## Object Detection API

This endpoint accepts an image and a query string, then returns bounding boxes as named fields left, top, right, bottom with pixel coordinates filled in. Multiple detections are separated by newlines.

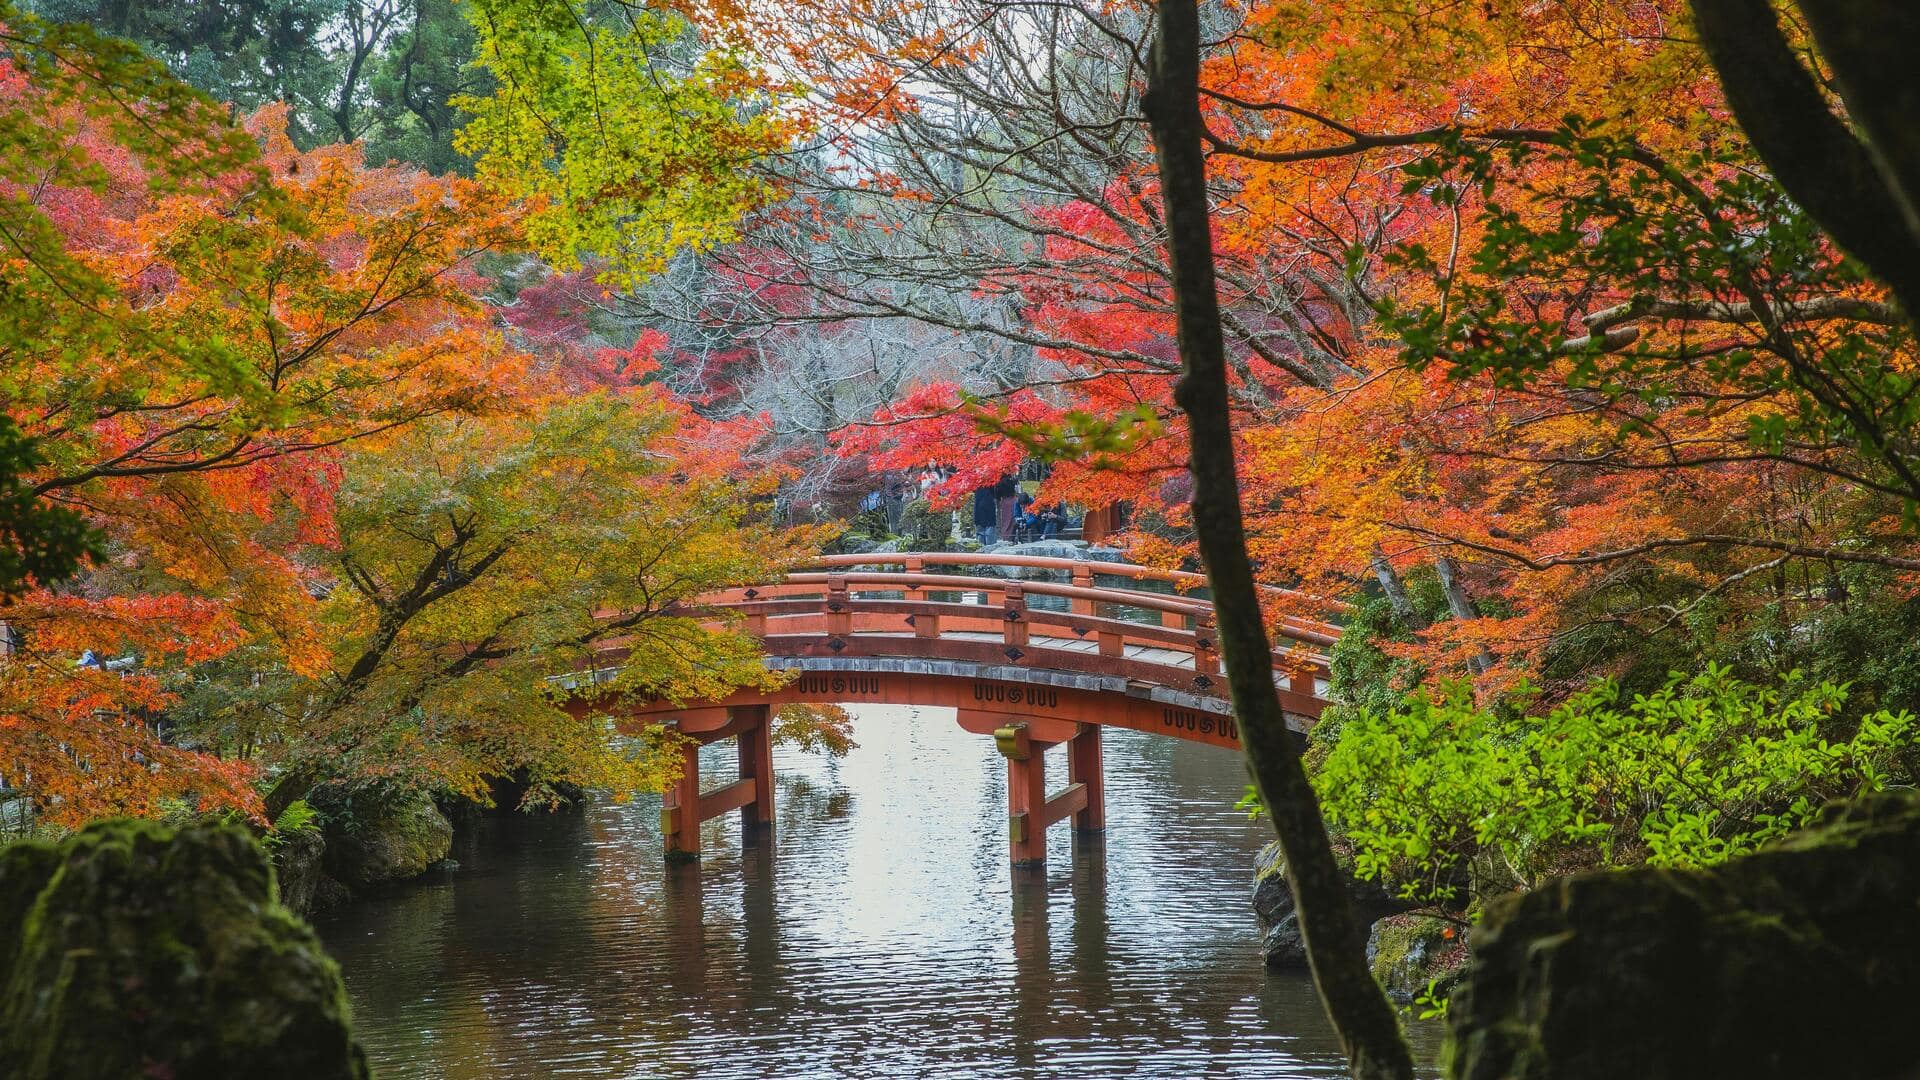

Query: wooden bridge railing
left=685, top=554, right=1339, bottom=703
left=594, top=551, right=1345, bottom=866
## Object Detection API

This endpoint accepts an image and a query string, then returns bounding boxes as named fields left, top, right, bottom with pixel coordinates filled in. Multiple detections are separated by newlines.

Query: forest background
left=3, top=0, right=1919, bottom=1006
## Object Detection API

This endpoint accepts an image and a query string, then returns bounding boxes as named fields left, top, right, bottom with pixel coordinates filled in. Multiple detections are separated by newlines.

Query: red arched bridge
left=568, top=553, right=1339, bottom=866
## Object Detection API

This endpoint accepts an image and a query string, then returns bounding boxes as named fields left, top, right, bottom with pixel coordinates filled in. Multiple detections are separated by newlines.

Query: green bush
left=898, top=499, right=952, bottom=550
left=1309, top=665, right=1919, bottom=906
left=262, top=800, right=321, bottom=852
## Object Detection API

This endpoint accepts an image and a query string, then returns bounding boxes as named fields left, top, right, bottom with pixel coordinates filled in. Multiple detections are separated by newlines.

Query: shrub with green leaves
left=1308, top=665, right=1918, bottom=906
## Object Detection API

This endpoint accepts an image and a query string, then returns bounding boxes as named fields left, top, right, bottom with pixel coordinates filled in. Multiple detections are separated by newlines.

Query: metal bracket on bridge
left=993, top=723, right=1030, bottom=761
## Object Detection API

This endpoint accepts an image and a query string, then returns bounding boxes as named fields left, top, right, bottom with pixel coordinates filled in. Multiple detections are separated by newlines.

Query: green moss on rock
left=322, top=788, right=453, bottom=891
left=0, top=818, right=369, bottom=1080
left=1252, top=841, right=1415, bottom=970
left=1367, top=914, right=1468, bottom=1004
left=1446, top=789, right=1920, bottom=1080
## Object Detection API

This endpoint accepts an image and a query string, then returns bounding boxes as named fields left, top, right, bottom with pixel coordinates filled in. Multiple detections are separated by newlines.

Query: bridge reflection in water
left=569, top=554, right=1341, bottom=868
left=319, top=706, right=1447, bottom=1078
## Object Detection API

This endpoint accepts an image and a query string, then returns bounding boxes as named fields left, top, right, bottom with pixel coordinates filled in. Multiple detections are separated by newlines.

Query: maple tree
left=0, top=7, right=801, bottom=828
left=0, top=29, right=522, bottom=822
left=255, top=385, right=799, bottom=813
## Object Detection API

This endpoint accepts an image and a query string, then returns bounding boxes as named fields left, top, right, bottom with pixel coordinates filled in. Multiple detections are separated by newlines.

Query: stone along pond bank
left=274, top=787, right=455, bottom=917
left=1250, top=789, right=1920, bottom=1079
left=1252, top=842, right=1471, bottom=1004
left=274, top=774, right=576, bottom=918
left=0, top=819, right=367, bottom=1079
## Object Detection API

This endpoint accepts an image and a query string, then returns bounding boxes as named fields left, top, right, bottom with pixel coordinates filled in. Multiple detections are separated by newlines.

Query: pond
left=318, top=704, right=1440, bottom=1078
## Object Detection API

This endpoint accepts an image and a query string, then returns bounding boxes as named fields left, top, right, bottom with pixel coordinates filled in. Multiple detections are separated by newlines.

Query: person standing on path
left=994, top=474, right=1019, bottom=544
left=972, top=484, right=999, bottom=545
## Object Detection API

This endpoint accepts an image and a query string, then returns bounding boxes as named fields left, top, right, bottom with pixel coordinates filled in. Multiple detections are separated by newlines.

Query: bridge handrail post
left=1070, top=565, right=1094, bottom=616
left=826, top=574, right=852, bottom=639
left=1193, top=611, right=1219, bottom=674
left=903, top=556, right=924, bottom=604
left=1287, top=663, right=1318, bottom=699
left=1002, top=582, right=1029, bottom=651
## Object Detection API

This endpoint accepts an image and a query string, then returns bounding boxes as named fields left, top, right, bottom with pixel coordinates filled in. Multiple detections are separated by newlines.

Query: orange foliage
left=2, top=93, right=529, bottom=824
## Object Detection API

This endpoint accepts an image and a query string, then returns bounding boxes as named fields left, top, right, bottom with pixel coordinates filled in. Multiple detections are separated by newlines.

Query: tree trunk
left=1433, top=555, right=1495, bottom=673
left=1141, top=4, right=1415, bottom=1078
left=1369, top=551, right=1425, bottom=630
left=1688, top=0, right=1920, bottom=323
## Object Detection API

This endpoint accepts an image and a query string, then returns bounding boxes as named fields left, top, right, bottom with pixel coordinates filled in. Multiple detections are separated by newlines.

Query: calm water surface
left=318, top=704, right=1441, bottom=1078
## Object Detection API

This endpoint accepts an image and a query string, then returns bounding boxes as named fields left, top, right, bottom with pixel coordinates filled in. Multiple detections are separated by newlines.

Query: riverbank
left=273, top=773, right=590, bottom=919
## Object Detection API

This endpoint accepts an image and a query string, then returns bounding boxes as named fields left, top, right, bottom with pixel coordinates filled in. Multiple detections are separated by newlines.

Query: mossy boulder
left=1367, top=914, right=1468, bottom=1004
left=272, top=827, right=352, bottom=919
left=321, top=787, right=453, bottom=891
left=899, top=499, right=952, bottom=550
left=1446, top=789, right=1920, bottom=1080
left=0, top=818, right=368, bottom=1079
left=1252, top=841, right=1414, bottom=969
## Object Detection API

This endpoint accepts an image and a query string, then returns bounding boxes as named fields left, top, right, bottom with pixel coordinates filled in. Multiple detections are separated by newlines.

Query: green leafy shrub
left=263, top=800, right=322, bottom=852
left=1310, top=665, right=1918, bottom=905
left=898, top=499, right=952, bottom=551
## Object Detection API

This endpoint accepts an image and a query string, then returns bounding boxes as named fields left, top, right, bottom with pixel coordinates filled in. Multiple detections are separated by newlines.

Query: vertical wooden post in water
left=736, top=703, right=775, bottom=834
left=997, top=723, right=1049, bottom=866
left=1067, top=724, right=1104, bottom=834
left=663, top=732, right=702, bottom=862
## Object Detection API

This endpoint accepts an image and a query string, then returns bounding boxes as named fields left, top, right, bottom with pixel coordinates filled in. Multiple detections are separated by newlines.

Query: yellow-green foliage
left=1310, top=666, right=1919, bottom=904
left=456, top=0, right=787, bottom=289
left=298, top=391, right=795, bottom=804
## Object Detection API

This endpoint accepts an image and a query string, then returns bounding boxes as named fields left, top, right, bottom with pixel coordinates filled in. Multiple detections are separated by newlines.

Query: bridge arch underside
left=607, top=655, right=1317, bottom=752
left=580, top=658, right=1311, bottom=869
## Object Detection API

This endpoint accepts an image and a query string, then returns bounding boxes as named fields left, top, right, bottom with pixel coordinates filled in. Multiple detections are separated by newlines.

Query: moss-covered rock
left=1367, top=914, right=1468, bottom=1004
left=1252, top=841, right=1414, bottom=969
left=272, top=827, right=354, bottom=919
left=1446, top=789, right=1920, bottom=1080
left=899, top=498, right=952, bottom=550
left=0, top=818, right=368, bottom=1079
left=322, top=788, right=453, bottom=891
left=272, top=825, right=327, bottom=916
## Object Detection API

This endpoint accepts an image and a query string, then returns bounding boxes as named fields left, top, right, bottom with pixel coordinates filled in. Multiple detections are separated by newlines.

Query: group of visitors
left=970, top=475, right=1065, bottom=545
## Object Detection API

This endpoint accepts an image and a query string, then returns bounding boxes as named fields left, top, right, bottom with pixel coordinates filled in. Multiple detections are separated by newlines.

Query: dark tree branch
left=1792, top=3, right=1920, bottom=253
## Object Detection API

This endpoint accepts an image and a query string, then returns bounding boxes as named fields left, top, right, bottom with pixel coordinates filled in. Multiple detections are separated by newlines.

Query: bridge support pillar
left=973, top=713, right=1103, bottom=867
left=660, top=704, right=776, bottom=862
left=662, top=739, right=703, bottom=862
left=1066, top=724, right=1104, bottom=834
left=736, top=703, right=775, bottom=833
left=1004, top=729, right=1050, bottom=866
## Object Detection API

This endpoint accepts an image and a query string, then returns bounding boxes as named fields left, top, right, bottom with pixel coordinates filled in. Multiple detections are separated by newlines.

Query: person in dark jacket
left=993, top=475, right=1019, bottom=543
left=972, top=484, right=999, bottom=545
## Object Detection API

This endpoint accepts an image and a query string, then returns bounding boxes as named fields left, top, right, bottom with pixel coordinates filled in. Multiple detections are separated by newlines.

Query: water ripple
left=318, top=705, right=1439, bottom=1078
